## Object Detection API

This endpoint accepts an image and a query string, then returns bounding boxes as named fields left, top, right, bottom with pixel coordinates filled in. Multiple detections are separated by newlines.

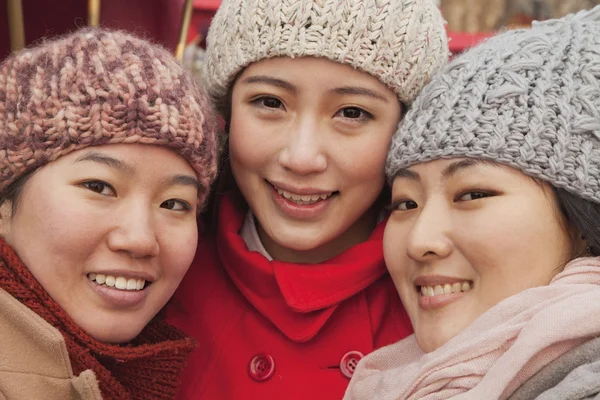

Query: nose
left=278, top=117, right=327, bottom=175
left=107, top=202, right=160, bottom=258
left=406, top=200, right=452, bottom=262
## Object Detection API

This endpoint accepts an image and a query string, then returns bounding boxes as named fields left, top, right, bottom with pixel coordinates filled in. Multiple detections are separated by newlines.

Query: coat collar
left=217, top=194, right=388, bottom=342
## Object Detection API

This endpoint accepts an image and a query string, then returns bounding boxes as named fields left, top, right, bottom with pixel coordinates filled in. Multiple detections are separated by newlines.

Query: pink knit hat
left=0, top=28, right=218, bottom=207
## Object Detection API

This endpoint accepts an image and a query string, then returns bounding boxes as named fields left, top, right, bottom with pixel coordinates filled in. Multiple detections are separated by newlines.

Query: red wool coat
left=167, top=195, right=412, bottom=400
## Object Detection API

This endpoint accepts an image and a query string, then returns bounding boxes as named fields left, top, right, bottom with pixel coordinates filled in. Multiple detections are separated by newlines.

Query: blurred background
left=0, top=0, right=599, bottom=75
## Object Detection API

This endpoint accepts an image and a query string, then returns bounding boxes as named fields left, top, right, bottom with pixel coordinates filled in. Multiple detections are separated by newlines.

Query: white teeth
left=420, top=281, right=473, bottom=297
left=275, top=186, right=334, bottom=205
left=443, top=284, right=452, bottom=294
left=126, top=278, right=137, bottom=290
left=451, top=282, right=462, bottom=293
left=115, top=277, right=127, bottom=290
left=88, top=273, right=147, bottom=291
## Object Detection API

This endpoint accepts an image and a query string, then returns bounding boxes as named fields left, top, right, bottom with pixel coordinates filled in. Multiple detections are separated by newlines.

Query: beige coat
left=0, top=288, right=102, bottom=400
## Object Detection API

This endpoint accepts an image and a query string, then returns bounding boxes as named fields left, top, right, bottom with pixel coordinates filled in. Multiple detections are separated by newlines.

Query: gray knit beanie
left=202, top=0, right=449, bottom=107
left=386, top=6, right=600, bottom=204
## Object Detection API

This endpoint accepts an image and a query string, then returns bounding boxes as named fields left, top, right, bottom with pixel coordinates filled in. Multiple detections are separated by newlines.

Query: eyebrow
left=167, top=174, right=201, bottom=192
left=441, top=158, right=497, bottom=179
left=75, top=152, right=134, bottom=174
left=75, top=152, right=200, bottom=191
left=393, top=159, right=498, bottom=181
left=329, top=86, right=389, bottom=103
left=240, top=75, right=297, bottom=93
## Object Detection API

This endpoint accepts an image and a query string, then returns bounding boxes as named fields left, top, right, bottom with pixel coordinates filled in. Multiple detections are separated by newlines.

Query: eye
left=457, top=191, right=492, bottom=201
left=161, top=199, right=192, bottom=212
left=336, top=106, right=373, bottom=121
left=82, top=180, right=115, bottom=196
left=388, top=200, right=418, bottom=212
left=252, top=96, right=284, bottom=110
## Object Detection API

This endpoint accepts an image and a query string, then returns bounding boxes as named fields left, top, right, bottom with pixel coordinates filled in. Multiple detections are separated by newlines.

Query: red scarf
left=0, top=239, right=195, bottom=400
left=217, top=194, right=389, bottom=342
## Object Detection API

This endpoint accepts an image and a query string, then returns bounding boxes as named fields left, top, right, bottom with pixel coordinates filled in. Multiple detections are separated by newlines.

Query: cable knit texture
left=0, top=238, right=196, bottom=400
left=386, top=6, right=600, bottom=204
left=202, top=0, right=449, bottom=106
left=0, top=28, right=218, bottom=207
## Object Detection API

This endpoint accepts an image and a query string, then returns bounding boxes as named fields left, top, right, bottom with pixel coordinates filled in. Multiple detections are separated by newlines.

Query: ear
left=573, top=233, right=590, bottom=258
left=0, top=201, right=13, bottom=237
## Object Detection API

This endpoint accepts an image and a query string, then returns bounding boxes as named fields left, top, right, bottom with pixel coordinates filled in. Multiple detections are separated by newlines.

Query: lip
left=267, top=180, right=337, bottom=220
left=418, top=291, right=467, bottom=310
left=414, top=275, right=470, bottom=287
left=268, top=179, right=336, bottom=196
left=414, top=275, right=473, bottom=311
left=88, top=269, right=156, bottom=283
left=87, top=277, right=150, bottom=309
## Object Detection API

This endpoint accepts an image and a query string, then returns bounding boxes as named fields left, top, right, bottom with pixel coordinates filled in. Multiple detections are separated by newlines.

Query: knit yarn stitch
left=202, top=0, right=449, bottom=107
left=0, top=28, right=218, bottom=207
left=386, top=6, right=600, bottom=204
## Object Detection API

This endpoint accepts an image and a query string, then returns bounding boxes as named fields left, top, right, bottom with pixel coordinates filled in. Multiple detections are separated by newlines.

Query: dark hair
left=0, top=170, right=37, bottom=217
left=553, top=187, right=600, bottom=257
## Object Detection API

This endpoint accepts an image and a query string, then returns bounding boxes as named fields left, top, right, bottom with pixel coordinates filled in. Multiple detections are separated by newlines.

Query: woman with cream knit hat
left=345, top=6, right=600, bottom=400
left=166, top=0, right=448, bottom=398
left=0, top=28, right=218, bottom=399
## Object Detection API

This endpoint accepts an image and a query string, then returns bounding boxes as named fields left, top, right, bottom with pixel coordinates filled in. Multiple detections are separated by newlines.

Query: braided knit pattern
left=0, top=238, right=196, bottom=400
left=0, top=28, right=218, bottom=207
left=202, top=0, right=449, bottom=106
left=386, top=6, right=600, bottom=204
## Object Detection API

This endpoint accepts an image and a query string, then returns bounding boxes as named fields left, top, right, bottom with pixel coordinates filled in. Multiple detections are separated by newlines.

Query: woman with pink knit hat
left=0, top=28, right=218, bottom=399
left=166, top=0, right=449, bottom=398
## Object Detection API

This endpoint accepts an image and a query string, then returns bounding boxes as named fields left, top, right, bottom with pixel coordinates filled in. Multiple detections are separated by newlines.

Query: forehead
left=391, top=158, right=545, bottom=189
left=237, top=56, right=393, bottom=93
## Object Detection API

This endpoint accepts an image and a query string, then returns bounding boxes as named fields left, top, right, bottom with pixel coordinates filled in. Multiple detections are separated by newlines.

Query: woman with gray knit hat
left=345, top=5, right=600, bottom=400
left=0, top=28, right=218, bottom=399
left=165, top=0, right=448, bottom=398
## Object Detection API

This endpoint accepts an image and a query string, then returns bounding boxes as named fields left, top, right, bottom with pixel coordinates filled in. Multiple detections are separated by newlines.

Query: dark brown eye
left=83, top=180, right=114, bottom=195
left=457, top=191, right=492, bottom=201
left=262, top=97, right=282, bottom=108
left=342, top=107, right=364, bottom=119
left=161, top=199, right=191, bottom=211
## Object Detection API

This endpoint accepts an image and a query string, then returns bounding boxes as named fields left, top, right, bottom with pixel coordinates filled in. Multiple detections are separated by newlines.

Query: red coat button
left=248, top=353, right=275, bottom=382
left=340, top=351, right=364, bottom=379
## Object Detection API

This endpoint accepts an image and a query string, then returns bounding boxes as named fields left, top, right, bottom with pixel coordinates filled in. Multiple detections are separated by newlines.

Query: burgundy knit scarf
left=0, top=239, right=196, bottom=400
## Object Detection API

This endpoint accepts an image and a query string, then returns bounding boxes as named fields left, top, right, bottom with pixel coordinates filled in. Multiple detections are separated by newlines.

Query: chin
left=86, top=324, right=143, bottom=344
left=273, top=231, right=335, bottom=252
left=416, top=334, right=450, bottom=354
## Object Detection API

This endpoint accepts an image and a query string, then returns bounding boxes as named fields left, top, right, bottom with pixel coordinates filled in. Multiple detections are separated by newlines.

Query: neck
left=257, top=209, right=378, bottom=264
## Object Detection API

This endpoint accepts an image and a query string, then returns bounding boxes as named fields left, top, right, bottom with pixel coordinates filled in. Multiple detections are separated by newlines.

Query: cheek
left=158, top=224, right=198, bottom=280
left=229, top=117, right=271, bottom=174
left=383, top=222, right=410, bottom=286
left=342, top=136, right=390, bottom=175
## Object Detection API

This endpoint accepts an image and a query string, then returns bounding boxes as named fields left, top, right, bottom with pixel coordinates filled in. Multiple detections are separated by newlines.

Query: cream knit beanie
left=202, top=0, right=449, bottom=107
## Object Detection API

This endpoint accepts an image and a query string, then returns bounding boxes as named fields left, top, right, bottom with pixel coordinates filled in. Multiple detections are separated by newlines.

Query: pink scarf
left=344, top=257, right=600, bottom=400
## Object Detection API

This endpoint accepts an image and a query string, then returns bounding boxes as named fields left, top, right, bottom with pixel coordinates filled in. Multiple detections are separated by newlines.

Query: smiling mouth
left=268, top=181, right=339, bottom=206
left=417, top=281, right=473, bottom=297
left=88, top=273, right=148, bottom=291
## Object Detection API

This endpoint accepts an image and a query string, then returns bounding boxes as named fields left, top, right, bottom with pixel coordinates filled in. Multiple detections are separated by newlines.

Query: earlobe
left=0, top=201, right=13, bottom=237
